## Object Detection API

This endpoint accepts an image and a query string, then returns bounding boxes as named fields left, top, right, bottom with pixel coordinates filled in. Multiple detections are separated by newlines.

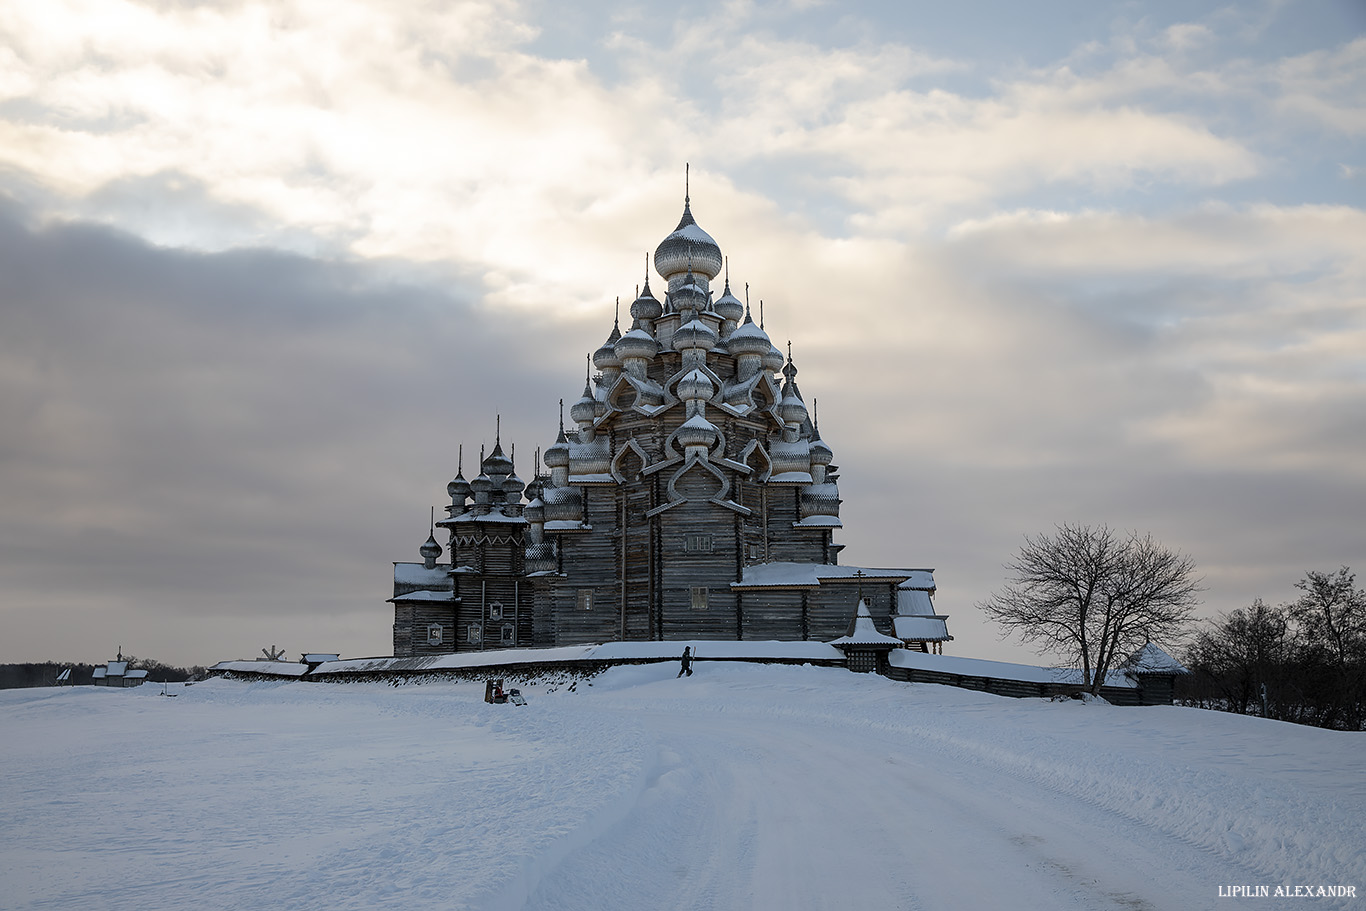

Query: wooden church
left=390, top=185, right=951, bottom=657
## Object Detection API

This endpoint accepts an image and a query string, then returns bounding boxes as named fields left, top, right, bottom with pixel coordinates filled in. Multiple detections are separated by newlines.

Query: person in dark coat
left=677, top=646, right=693, bottom=678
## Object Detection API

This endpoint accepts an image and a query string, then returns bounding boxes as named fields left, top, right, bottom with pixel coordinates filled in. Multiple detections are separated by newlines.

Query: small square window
left=468, top=623, right=482, bottom=644
left=426, top=624, right=443, bottom=646
left=685, top=534, right=713, bottom=553
left=690, top=587, right=708, bottom=611
left=489, top=601, right=503, bottom=621
left=577, top=589, right=594, bottom=611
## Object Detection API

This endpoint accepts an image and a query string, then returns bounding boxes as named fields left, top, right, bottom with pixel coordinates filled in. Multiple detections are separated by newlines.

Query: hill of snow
left=3, top=664, right=1362, bottom=910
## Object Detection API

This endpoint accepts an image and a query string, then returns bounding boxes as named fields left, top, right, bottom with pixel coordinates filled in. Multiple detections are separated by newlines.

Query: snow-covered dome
left=482, top=441, right=513, bottom=479
left=713, top=274, right=743, bottom=323
left=570, top=383, right=597, bottom=425
left=672, top=317, right=718, bottom=352
left=631, top=278, right=662, bottom=322
left=523, top=497, right=544, bottom=523
left=543, top=427, right=571, bottom=469
left=469, top=471, right=493, bottom=497
left=593, top=321, right=623, bottom=370
left=419, top=533, right=442, bottom=561
left=670, top=267, right=709, bottom=315
left=676, top=413, right=719, bottom=448
left=727, top=310, right=770, bottom=358
left=502, top=471, right=525, bottom=502
left=654, top=200, right=722, bottom=281
left=615, top=324, right=659, bottom=361
left=677, top=368, right=715, bottom=401
left=447, top=470, right=471, bottom=502
left=762, top=340, right=785, bottom=373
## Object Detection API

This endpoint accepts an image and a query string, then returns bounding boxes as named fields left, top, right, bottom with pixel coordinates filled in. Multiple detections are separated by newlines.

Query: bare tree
left=979, top=523, right=1201, bottom=695
left=1187, top=599, right=1289, bottom=715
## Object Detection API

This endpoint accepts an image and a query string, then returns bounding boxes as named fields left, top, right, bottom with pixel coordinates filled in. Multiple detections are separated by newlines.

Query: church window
left=685, top=534, right=713, bottom=553
left=501, top=623, right=515, bottom=644
left=577, top=589, right=594, bottom=611
left=690, top=587, right=709, bottom=611
left=426, top=624, right=443, bottom=646
left=468, top=623, right=482, bottom=644
left=489, top=601, right=503, bottom=620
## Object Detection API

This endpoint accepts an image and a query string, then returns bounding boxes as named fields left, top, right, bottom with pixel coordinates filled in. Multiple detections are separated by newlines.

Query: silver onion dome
left=713, top=275, right=743, bottom=323
left=631, top=278, right=662, bottom=322
left=727, top=310, right=770, bottom=358
left=654, top=200, right=722, bottom=281
left=615, top=323, right=659, bottom=361
left=593, top=321, right=623, bottom=370
left=672, top=317, right=718, bottom=352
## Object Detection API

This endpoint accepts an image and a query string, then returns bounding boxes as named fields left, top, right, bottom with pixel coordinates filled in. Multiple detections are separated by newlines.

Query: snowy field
left=3, top=664, right=1363, bottom=911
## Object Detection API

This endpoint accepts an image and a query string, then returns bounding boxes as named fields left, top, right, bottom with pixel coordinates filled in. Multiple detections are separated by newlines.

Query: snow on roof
left=896, top=588, right=936, bottom=617
left=212, top=660, right=308, bottom=676
left=309, top=640, right=844, bottom=675
left=124, top=669, right=149, bottom=680
left=91, top=667, right=107, bottom=679
left=892, top=616, right=952, bottom=641
left=1124, top=643, right=1190, bottom=675
left=829, top=601, right=904, bottom=648
left=388, top=589, right=457, bottom=602
left=443, top=510, right=528, bottom=525
left=792, top=516, right=842, bottom=528
left=733, top=562, right=933, bottom=590
left=896, top=570, right=936, bottom=590
left=106, top=661, right=127, bottom=676
left=302, top=654, right=340, bottom=662
left=544, top=520, right=593, bottom=532
left=888, top=650, right=1138, bottom=688
left=767, top=471, right=814, bottom=484
left=394, top=563, right=452, bottom=587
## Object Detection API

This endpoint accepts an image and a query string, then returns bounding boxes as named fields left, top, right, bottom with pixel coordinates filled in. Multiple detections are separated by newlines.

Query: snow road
left=3, top=664, right=1362, bottom=911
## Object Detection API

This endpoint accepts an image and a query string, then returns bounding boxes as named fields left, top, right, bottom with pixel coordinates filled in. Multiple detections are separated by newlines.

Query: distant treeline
left=0, top=659, right=209, bottom=689
left=1180, top=567, right=1366, bottom=731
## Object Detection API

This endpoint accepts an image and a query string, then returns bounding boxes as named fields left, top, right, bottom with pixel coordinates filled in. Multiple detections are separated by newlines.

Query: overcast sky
left=2, top=0, right=1364, bottom=668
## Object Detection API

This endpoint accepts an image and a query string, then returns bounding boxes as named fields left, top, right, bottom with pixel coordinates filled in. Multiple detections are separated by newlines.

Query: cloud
left=0, top=193, right=589, bottom=663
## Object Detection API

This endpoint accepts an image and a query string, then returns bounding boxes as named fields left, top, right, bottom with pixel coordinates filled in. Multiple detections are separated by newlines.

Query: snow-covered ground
left=3, top=664, right=1363, bottom=911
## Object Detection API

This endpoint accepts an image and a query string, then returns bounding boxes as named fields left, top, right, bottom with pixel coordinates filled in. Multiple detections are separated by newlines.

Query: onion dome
left=631, top=276, right=662, bottom=322
left=763, top=340, right=785, bottom=373
left=544, top=427, right=571, bottom=469
left=670, top=265, right=709, bottom=315
left=419, top=533, right=442, bottom=561
left=654, top=196, right=722, bottom=281
left=677, top=367, right=715, bottom=401
left=483, top=439, right=513, bottom=478
left=523, top=496, right=544, bottom=523
left=727, top=308, right=770, bottom=358
left=673, top=317, right=718, bottom=352
left=447, top=470, right=471, bottom=502
left=469, top=471, right=493, bottom=498
left=614, top=322, right=659, bottom=361
left=676, top=413, right=719, bottom=449
left=809, top=434, right=833, bottom=467
left=713, top=271, right=743, bottom=324
left=570, top=381, right=597, bottom=425
left=502, top=471, right=525, bottom=502
left=779, top=351, right=808, bottom=425
left=593, top=319, right=623, bottom=370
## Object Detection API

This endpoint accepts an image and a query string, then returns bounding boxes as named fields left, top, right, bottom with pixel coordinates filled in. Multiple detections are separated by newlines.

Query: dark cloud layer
left=0, top=196, right=587, bottom=664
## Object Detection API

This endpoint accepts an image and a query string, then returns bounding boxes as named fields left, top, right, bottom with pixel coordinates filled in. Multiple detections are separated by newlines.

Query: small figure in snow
left=677, top=646, right=693, bottom=678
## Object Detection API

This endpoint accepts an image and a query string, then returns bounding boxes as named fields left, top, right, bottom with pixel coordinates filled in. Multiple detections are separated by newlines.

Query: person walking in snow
left=677, top=646, right=693, bottom=678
